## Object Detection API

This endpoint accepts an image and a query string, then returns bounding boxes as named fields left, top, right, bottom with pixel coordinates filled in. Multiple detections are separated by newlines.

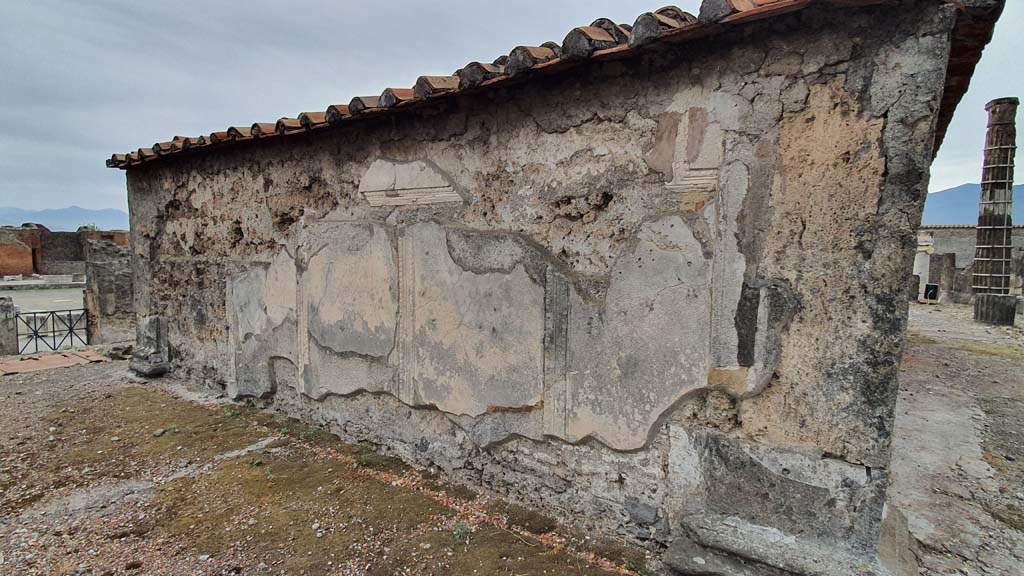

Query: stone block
left=130, top=315, right=169, bottom=377
left=0, top=297, right=17, bottom=355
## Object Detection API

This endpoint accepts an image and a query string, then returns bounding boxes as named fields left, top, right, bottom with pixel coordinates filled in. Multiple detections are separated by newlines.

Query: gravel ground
left=0, top=359, right=643, bottom=576
left=889, top=304, right=1024, bottom=575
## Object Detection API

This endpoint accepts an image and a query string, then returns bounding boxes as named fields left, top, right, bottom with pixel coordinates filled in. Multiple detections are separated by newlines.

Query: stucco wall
left=124, top=2, right=958, bottom=573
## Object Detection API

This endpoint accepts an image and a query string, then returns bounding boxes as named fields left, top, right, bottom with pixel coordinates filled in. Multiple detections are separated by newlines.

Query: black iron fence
left=16, top=309, right=88, bottom=354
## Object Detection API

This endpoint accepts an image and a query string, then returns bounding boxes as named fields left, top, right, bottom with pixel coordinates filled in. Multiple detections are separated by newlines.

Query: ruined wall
left=0, top=230, right=33, bottom=276
left=38, top=230, right=86, bottom=275
left=0, top=227, right=129, bottom=277
left=919, top=226, right=1024, bottom=269
left=918, top=227, right=1024, bottom=300
left=84, top=239, right=134, bottom=344
left=125, top=2, right=958, bottom=574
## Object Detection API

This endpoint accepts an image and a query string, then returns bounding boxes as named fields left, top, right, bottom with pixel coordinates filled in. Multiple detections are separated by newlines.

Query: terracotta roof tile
left=380, top=88, right=416, bottom=108
left=590, top=18, right=632, bottom=44
left=208, top=131, right=229, bottom=144
left=179, top=136, right=205, bottom=150
left=631, top=7, right=697, bottom=47
left=276, top=117, right=303, bottom=134
left=325, top=104, right=350, bottom=123
left=228, top=126, right=254, bottom=140
left=414, top=76, right=460, bottom=99
left=298, top=111, right=328, bottom=129
left=152, top=141, right=177, bottom=155
left=250, top=123, right=276, bottom=138
left=699, top=0, right=799, bottom=23
left=104, top=0, right=997, bottom=169
left=458, top=62, right=506, bottom=90
left=721, top=0, right=810, bottom=24
left=656, top=6, right=694, bottom=21
left=0, top=351, right=110, bottom=376
left=507, top=46, right=559, bottom=77
left=106, top=153, right=128, bottom=168
left=349, top=96, right=381, bottom=115
left=561, top=26, right=621, bottom=61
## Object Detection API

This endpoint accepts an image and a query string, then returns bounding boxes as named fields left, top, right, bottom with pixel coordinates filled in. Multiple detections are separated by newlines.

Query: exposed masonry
left=84, top=238, right=134, bottom=345
left=113, top=1, right=1003, bottom=575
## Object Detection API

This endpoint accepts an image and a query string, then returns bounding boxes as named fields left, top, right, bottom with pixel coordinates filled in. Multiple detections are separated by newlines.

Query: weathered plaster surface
left=125, top=2, right=959, bottom=573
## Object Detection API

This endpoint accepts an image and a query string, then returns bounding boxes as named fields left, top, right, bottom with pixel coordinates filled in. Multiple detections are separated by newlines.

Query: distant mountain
left=923, top=183, right=1023, bottom=226
left=0, top=206, right=129, bottom=232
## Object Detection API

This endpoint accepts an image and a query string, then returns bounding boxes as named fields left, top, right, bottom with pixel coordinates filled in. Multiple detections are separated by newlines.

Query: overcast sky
left=0, top=1, right=1019, bottom=212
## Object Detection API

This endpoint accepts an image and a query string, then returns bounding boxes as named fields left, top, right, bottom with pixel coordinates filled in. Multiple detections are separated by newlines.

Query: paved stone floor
left=2, top=287, right=85, bottom=312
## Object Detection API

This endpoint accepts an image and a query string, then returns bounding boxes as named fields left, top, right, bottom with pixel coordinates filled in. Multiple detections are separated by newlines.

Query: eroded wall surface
left=125, top=3, right=957, bottom=573
left=84, top=239, right=134, bottom=344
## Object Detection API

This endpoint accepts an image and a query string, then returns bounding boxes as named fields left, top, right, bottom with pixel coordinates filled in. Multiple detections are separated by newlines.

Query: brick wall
left=0, top=230, right=34, bottom=276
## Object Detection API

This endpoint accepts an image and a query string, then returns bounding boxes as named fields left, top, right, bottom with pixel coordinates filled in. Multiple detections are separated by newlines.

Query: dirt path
left=0, top=362, right=645, bottom=576
left=889, top=304, right=1024, bottom=575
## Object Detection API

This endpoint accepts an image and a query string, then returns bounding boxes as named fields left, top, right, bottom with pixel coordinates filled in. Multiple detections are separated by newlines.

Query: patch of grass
left=422, top=474, right=478, bottom=501
left=906, top=334, right=940, bottom=346
left=300, top=427, right=321, bottom=441
left=623, top=558, right=657, bottom=576
left=949, top=342, right=1024, bottom=360
left=485, top=501, right=558, bottom=534
left=578, top=536, right=651, bottom=573
left=367, top=526, right=621, bottom=576
left=453, top=522, right=471, bottom=545
left=908, top=332, right=1023, bottom=360
left=985, top=503, right=1024, bottom=531
left=356, top=442, right=371, bottom=467
left=147, top=452, right=451, bottom=575
left=0, top=388, right=275, bottom=514
left=8, top=386, right=629, bottom=576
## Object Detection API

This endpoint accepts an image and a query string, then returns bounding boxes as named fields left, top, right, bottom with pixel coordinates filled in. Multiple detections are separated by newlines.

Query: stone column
left=930, top=253, right=957, bottom=303
left=973, top=97, right=1018, bottom=324
left=973, top=97, right=1017, bottom=294
left=975, top=294, right=1018, bottom=326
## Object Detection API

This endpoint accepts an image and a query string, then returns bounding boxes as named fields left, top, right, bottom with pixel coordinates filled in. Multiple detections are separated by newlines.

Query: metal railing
left=16, top=309, right=88, bottom=354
